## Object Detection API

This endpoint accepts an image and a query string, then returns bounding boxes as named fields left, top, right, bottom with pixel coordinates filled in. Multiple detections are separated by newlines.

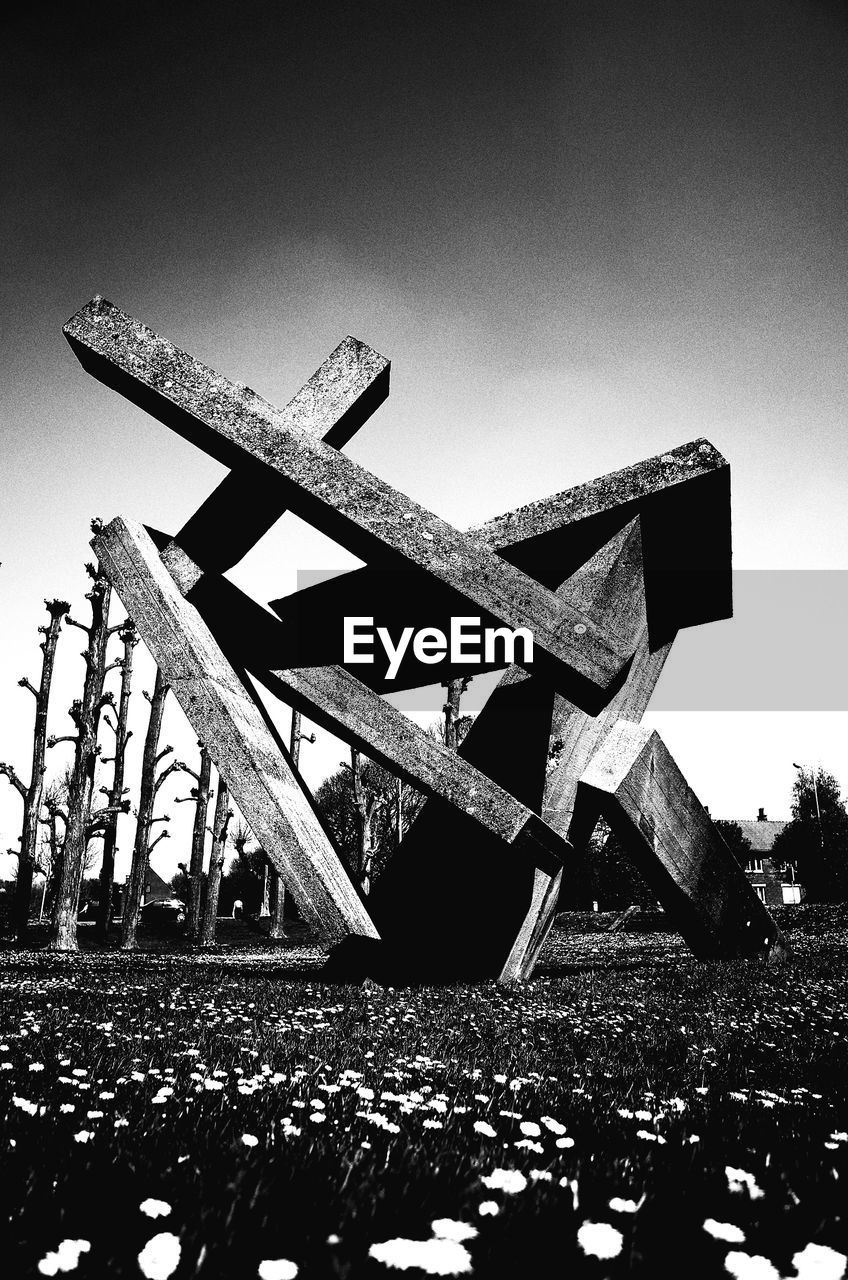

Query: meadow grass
left=2, top=908, right=847, bottom=1278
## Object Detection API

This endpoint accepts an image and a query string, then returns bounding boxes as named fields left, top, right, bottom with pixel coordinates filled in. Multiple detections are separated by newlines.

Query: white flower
left=12, top=1095, right=38, bottom=1116
left=725, top=1167, right=765, bottom=1200
left=242, top=1134, right=259, bottom=1147
left=73, top=1130, right=93, bottom=1144
left=368, top=1237, right=472, bottom=1274
left=29, top=1062, right=45, bottom=1072
left=791, top=1243, right=848, bottom=1280
left=478, top=1202, right=499, bottom=1217
left=609, top=1198, right=639, bottom=1214
left=258, top=1262, right=298, bottom=1280
left=140, top=1199, right=171, bottom=1220
left=577, top=1222, right=624, bottom=1261
left=138, top=1232, right=181, bottom=1280
left=60, top=1104, right=75, bottom=1114
left=541, top=1117, right=567, bottom=1136
left=431, top=1220, right=478, bottom=1242
left=473, top=1122, right=497, bottom=1138
left=310, top=1112, right=326, bottom=1124
left=723, top=1251, right=780, bottom=1280
left=481, top=1169, right=527, bottom=1195
left=556, top=1137, right=575, bottom=1149
left=703, top=1220, right=745, bottom=1244
left=37, top=1239, right=90, bottom=1275
left=519, top=1121, right=541, bottom=1137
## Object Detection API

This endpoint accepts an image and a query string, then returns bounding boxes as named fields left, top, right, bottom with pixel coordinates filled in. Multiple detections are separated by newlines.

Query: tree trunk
left=0, top=599, right=69, bottom=942
left=350, top=748, right=379, bottom=895
left=97, top=621, right=137, bottom=940
left=49, top=573, right=112, bottom=951
left=200, top=778, right=231, bottom=947
left=441, top=676, right=470, bottom=750
left=185, top=745, right=212, bottom=943
left=121, top=668, right=169, bottom=950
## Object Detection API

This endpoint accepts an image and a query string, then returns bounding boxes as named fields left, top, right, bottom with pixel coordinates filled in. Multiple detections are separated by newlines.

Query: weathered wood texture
left=268, top=437, right=730, bottom=689
left=92, top=516, right=378, bottom=942
left=65, top=297, right=633, bottom=711
left=161, top=332, right=390, bottom=587
left=574, top=719, right=788, bottom=960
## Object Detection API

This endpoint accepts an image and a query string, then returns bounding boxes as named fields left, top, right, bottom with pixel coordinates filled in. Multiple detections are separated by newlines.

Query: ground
left=1, top=908, right=847, bottom=1279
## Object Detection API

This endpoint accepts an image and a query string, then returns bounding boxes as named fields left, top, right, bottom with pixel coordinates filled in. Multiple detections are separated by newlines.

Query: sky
left=2, top=0, right=847, bottom=884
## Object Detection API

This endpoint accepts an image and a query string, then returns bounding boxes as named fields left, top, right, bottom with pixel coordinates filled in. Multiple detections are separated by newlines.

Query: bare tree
left=39, top=780, right=68, bottom=916
left=96, top=620, right=137, bottom=939
left=199, top=776, right=233, bottom=947
left=120, top=668, right=182, bottom=950
left=441, top=676, right=472, bottom=750
left=0, top=598, right=69, bottom=940
left=49, top=556, right=116, bottom=952
left=262, top=709, right=315, bottom=937
left=349, top=748, right=386, bottom=895
left=174, top=743, right=212, bottom=942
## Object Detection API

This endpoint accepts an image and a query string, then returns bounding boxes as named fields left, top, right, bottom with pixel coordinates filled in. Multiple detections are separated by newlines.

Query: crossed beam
left=69, top=297, right=786, bottom=979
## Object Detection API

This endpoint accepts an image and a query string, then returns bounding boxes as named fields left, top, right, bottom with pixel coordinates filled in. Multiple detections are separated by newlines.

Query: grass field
left=2, top=908, right=847, bottom=1279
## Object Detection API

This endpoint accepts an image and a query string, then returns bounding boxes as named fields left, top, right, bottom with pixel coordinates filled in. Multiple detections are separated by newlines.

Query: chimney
left=757, top=807, right=766, bottom=822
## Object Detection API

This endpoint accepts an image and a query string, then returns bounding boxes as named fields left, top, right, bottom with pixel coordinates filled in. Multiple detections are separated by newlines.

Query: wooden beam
left=267, top=437, right=730, bottom=690
left=65, top=297, right=632, bottom=713
left=92, top=516, right=379, bottom=943
left=573, top=719, right=789, bottom=960
left=161, top=334, right=391, bottom=590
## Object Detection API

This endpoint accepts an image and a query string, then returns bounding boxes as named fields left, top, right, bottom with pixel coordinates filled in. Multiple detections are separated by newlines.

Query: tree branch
left=47, top=735, right=78, bottom=749
left=0, top=763, right=27, bottom=798
left=17, top=677, right=38, bottom=699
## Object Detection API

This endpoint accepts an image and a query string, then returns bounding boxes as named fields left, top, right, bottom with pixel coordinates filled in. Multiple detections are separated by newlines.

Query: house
left=729, top=808, right=803, bottom=907
left=142, top=864, right=173, bottom=905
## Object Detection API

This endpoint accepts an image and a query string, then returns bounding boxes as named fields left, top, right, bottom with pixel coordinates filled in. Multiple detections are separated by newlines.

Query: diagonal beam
left=267, top=437, right=730, bottom=690
left=159, top=333, right=391, bottom=592
left=92, top=516, right=379, bottom=944
left=64, top=297, right=633, bottom=713
left=572, top=719, right=789, bottom=961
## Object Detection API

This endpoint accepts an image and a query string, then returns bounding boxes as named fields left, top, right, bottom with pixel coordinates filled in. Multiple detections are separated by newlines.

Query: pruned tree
left=174, top=742, right=212, bottom=942
left=38, top=776, right=69, bottom=916
left=120, top=668, right=183, bottom=949
left=96, top=619, right=137, bottom=938
left=0, top=598, right=69, bottom=940
left=441, top=676, right=473, bottom=750
left=199, top=776, right=233, bottom=947
left=49, top=553, right=116, bottom=952
left=349, top=748, right=387, bottom=895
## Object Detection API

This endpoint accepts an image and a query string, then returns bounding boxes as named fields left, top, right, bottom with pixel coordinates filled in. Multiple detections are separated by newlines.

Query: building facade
left=729, top=808, right=803, bottom=907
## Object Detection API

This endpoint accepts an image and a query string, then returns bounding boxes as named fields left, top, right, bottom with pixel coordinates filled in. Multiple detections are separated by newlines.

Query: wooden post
left=175, top=743, right=213, bottom=943
left=573, top=720, right=789, bottom=961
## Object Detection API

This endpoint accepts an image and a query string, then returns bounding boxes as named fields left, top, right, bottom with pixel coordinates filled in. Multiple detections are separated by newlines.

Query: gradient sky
left=2, top=0, right=847, bottom=882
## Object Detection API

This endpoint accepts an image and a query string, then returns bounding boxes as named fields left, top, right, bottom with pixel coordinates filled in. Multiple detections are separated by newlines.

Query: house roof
left=143, top=864, right=172, bottom=902
left=729, top=819, right=788, bottom=854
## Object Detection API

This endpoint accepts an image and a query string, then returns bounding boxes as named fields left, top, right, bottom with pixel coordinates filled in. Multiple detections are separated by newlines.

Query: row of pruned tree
left=2, top=553, right=477, bottom=949
left=0, top=529, right=257, bottom=950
